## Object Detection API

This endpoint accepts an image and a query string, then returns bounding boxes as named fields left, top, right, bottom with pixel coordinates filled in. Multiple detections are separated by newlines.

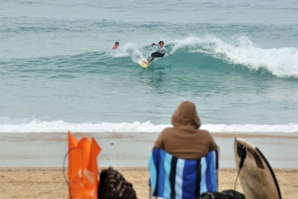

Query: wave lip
left=0, top=120, right=298, bottom=134
left=171, top=35, right=298, bottom=78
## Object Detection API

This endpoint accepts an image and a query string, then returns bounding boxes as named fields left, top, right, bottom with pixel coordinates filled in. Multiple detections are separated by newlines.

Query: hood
left=171, top=101, right=201, bottom=129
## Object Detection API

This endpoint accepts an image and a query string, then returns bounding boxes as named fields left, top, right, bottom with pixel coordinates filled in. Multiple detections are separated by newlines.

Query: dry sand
left=0, top=167, right=297, bottom=199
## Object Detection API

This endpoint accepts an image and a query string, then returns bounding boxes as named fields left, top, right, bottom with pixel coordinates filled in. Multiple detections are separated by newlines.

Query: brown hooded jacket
left=153, top=101, right=218, bottom=159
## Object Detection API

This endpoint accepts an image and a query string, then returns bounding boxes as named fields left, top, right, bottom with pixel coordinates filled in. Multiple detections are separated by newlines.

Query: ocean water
left=1, top=0, right=298, bottom=134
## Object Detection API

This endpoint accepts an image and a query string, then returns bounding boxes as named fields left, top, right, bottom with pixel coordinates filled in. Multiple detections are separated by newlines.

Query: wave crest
left=0, top=120, right=297, bottom=134
left=171, top=35, right=298, bottom=78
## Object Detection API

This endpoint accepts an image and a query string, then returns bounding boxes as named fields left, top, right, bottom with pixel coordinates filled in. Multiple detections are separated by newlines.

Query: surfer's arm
left=151, top=42, right=159, bottom=47
left=164, top=47, right=172, bottom=56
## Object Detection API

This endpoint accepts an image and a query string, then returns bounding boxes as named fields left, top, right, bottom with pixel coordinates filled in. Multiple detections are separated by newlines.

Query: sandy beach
left=0, top=132, right=297, bottom=198
left=0, top=167, right=297, bottom=199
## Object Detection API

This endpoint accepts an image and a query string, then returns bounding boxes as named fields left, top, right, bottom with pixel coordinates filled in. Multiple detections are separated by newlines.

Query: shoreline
left=1, top=132, right=297, bottom=168
left=1, top=132, right=298, bottom=138
left=0, top=167, right=297, bottom=199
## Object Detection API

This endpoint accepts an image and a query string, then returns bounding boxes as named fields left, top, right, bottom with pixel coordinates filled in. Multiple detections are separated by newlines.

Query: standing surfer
left=147, top=41, right=171, bottom=63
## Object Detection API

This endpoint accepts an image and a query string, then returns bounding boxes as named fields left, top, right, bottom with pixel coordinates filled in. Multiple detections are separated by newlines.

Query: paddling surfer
left=112, top=42, right=119, bottom=50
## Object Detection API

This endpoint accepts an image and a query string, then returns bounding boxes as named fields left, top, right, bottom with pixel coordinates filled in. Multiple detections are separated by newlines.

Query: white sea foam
left=172, top=35, right=298, bottom=78
left=0, top=120, right=297, bottom=134
left=105, top=42, right=148, bottom=62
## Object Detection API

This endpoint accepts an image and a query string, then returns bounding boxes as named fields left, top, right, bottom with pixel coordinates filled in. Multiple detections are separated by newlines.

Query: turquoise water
left=1, top=0, right=298, bottom=133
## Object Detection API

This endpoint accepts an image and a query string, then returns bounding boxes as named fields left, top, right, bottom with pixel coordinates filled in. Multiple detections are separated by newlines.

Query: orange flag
left=68, top=131, right=101, bottom=199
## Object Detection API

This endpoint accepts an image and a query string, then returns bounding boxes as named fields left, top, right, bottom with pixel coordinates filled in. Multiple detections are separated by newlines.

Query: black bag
left=200, top=190, right=245, bottom=199
left=200, top=145, right=246, bottom=199
left=97, top=167, right=137, bottom=199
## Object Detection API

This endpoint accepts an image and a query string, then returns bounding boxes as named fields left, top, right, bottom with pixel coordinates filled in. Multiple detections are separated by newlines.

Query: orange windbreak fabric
left=68, top=131, right=101, bottom=199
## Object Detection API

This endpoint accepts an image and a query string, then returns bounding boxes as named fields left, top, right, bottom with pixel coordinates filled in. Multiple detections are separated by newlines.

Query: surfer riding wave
left=147, top=41, right=172, bottom=63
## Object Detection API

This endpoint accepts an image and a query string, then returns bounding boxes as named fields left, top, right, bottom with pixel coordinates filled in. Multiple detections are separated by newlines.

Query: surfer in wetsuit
left=147, top=41, right=171, bottom=63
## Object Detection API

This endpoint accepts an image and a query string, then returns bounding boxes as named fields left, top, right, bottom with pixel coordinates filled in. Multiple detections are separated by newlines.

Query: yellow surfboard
left=138, top=58, right=151, bottom=68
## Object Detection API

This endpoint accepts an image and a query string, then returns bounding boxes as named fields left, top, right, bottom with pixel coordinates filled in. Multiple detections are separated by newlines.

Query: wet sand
left=0, top=167, right=297, bottom=199
left=0, top=132, right=297, bottom=168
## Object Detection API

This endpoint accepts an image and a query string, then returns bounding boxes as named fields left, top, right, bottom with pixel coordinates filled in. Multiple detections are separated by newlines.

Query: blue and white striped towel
left=148, top=148, right=219, bottom=199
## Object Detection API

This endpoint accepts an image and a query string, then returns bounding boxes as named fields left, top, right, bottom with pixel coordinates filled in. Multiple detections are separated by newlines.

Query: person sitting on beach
left=153, top=101, right=218, bottom=159
left=112, top=42, right=119, bottom=50
left=147, top=41, right=171, bottom=64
